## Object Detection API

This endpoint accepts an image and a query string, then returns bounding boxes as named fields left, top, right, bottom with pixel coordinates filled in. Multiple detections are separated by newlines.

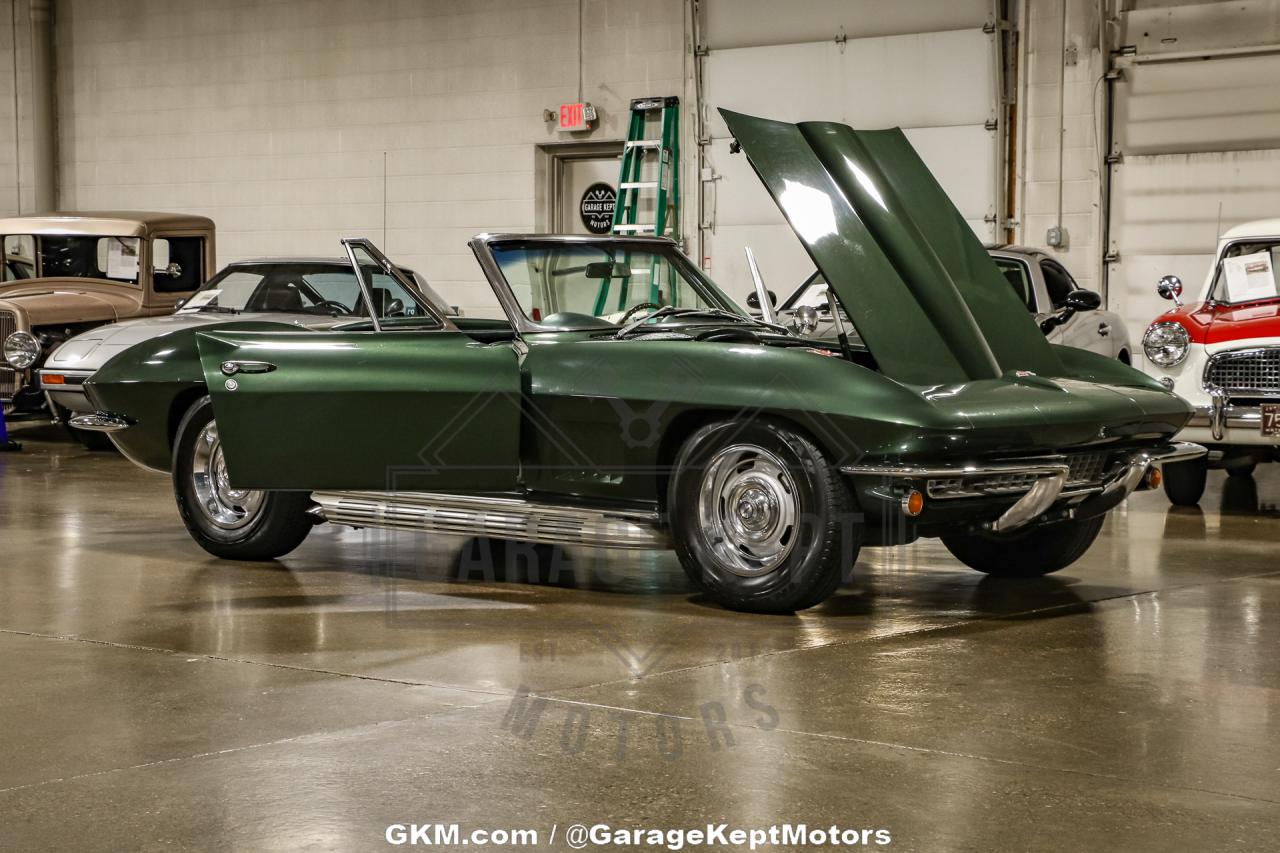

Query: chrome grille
left=927, top=452, right=1114, bottom=499
left=0, top=310, right=17, bottom=403
left=1066, top=452, right=1109, bottom=487
left=1205, top=347, right=1280, bottom=397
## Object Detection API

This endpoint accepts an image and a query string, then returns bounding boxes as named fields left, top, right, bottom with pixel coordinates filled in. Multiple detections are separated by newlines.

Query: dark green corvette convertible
left=76, top=111, right=1202, bottom=613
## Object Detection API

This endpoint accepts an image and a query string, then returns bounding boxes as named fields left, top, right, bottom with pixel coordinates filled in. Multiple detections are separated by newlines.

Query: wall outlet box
left=1046, top=225, right=1067, bottom=248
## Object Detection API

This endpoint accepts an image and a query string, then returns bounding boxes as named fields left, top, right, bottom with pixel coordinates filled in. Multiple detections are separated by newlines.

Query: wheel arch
left=653, top=407, right=852, bottom=513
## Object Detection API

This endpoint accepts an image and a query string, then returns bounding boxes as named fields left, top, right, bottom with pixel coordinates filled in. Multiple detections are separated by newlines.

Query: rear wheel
left=1163, top=457, right=1208, bottom=506
left=669, top=419, right=859, bottom=613
left=172, top=397, right=313, bottom=560
left=941, top=516, right=1105, bottom=577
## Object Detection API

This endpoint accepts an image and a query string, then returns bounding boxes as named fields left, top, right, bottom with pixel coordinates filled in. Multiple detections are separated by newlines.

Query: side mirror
left=1063, top=289, right=1101, bottom=312
left=789, top=304, right=819, bottom=336
left=745, top=290, right=777, bottom=309
left=1157, top=275, right=1183, bottom=306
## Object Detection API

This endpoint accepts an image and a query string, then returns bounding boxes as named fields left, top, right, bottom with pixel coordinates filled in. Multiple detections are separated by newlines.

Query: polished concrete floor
left=2, top=420, right=1279, bottom=852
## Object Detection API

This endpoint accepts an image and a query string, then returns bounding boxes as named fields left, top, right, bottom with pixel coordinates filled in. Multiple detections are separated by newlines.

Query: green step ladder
left=594, top=96, right=680, bottom=315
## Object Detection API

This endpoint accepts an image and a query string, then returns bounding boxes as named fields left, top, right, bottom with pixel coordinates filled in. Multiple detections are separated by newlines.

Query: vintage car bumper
left=1182, top=400, right=1280, bottom=446
left=842, top=441, right=1205, bottom=534
left=38, top=368, right=94, bottom=414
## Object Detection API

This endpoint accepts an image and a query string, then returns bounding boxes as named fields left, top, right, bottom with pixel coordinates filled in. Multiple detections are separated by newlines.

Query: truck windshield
left=1209, top=240, right=1280, bottom=304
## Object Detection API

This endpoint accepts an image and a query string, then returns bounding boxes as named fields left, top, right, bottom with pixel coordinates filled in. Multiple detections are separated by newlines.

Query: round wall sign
left=579, top=183, right=617, bottom=234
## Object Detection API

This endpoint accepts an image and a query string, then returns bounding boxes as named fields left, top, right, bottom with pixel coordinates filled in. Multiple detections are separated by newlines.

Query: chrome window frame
left=468, top=233, right=744, bottom=334
left=339, top=237, right=454, bottom=333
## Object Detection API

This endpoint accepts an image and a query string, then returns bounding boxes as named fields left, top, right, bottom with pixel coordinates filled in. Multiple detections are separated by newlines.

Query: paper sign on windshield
left=180, top=289, right=220, bottom=312
left=1223, top=251, right=1278, bottom=303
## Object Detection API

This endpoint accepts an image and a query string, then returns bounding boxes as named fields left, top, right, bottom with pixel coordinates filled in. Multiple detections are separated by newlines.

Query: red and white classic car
left=1142, top=218, right=1280, bottom=505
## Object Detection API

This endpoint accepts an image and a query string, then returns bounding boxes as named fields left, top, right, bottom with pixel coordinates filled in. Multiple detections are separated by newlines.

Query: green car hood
left=722, top=110, right=1062, bottom=386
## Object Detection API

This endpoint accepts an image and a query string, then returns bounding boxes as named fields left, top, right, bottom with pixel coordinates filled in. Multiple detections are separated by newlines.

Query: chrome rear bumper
left=842, top=442, right=1205, bottom=533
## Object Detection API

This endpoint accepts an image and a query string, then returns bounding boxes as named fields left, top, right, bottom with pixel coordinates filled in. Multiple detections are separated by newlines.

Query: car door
left=198, top=241, right=521, bottom=493
left=1039, top=258, right=1112, bottom=356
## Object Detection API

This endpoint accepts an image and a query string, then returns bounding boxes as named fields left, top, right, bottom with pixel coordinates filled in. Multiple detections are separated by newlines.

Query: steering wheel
left=618, top=302, right=662, bottom=325
left=317, top=299, right=354, bottom=316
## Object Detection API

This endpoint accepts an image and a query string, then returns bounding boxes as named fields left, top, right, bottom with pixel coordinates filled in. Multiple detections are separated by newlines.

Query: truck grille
left=1205, top=347, right=1280, bottom=397
left=927, top=451, right=1114, bottom=499
left=0, top=309, right=17, bottom=404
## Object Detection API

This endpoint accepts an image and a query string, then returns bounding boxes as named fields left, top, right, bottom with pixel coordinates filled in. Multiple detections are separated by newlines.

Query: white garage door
left=1107, top=51, right=1280, bottom=360
left=699, top=0, right=1000, bottom=302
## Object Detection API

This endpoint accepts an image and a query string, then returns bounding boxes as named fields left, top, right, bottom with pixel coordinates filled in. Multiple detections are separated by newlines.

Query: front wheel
left=172, top=397, right=313, bottom=560
left=941, top=516, right=1104, bottom=577
left=669, top=419, right=860, bottom=613
left=1163, top=457, right=1208, bottom=506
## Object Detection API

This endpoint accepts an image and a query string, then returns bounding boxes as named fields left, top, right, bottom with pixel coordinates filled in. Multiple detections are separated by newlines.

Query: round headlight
left=3, top=331, right=41, bottom=369
left=1142, top=322, right=1190, bottom=367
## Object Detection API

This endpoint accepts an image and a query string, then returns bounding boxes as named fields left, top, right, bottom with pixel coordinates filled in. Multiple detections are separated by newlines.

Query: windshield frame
left=1207, top=236, right=1280, bottom=306
left=469, top=233, right=746, bottom=334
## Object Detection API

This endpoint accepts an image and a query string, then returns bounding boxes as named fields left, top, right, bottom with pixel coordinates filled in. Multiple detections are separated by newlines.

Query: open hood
left=722, top=110, right=1062, bottom=386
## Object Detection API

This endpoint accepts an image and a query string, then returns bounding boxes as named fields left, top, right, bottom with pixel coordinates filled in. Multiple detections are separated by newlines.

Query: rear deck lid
left=722, top=110, right=1062, bottom=386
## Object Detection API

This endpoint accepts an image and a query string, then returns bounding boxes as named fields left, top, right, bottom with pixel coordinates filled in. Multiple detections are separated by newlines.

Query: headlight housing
left=3, top=331, right=41, bottom=369
left=1142, top=322, right=1190, bottom=367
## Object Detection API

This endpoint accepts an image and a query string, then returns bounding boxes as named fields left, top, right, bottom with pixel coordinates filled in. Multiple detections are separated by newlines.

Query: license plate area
left=1263, top=404, right=1280, bottom=436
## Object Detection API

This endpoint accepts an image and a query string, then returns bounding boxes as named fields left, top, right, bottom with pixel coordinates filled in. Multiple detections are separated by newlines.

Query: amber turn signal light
left=41, top=374, right=65, bottom=385
left=1146, top=467, right=1162, bottom=490
left=901, top=489, right=924, bottom=517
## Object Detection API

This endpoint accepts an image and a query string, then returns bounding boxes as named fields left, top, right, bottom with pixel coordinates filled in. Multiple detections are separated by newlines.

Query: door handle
left=220, top=360, right=277, bottom=376
left=1098, top=323, right=1111, bottom=337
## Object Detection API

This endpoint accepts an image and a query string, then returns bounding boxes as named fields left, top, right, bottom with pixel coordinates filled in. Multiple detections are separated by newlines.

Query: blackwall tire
left=172, top=397, right=313, bottom=560
left=668, top=419, right=859, bottom=613
left=941, top=516, right=1105, bottom=577
left=1163, top=457, right=1208, bottom=506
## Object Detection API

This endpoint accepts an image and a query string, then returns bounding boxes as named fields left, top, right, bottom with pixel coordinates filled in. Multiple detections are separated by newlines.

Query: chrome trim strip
left=840, top=459, right=1069, bottom=478
left=68, top=412, right=131, bottom=433
left=310, top=490, right=669, bottom=550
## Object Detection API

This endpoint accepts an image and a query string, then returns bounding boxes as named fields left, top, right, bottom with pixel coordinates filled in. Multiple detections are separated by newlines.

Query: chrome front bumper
left=1188, top=392, right=1276, bottom=441
left=842, top=442, right=1206, bottom=534
left=68, top=412, right=132, bottom=433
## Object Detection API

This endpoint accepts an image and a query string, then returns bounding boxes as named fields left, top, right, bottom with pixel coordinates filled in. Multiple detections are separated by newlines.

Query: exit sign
left=558, top=102, right=597, bottom=132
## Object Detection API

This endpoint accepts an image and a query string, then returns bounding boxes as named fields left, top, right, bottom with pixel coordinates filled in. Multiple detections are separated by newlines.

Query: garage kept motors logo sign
left=580, top=183, right=617, bottom=234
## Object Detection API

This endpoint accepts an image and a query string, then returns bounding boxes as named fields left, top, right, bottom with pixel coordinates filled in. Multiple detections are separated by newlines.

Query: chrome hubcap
left=698, top=444, right=798, bottom=577
left=191, top=421, right=265, bottom=530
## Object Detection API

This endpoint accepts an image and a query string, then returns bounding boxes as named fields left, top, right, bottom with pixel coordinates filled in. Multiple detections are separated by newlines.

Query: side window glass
left=152, top=237, right=204, bottom=293
left=992, top=258, right=1035, bottom=311
left=1040, top=261, right=1075, bottom=308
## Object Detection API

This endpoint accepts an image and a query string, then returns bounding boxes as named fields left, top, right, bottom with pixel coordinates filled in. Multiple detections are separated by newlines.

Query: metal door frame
left=534, top=140, right=625, bottom=233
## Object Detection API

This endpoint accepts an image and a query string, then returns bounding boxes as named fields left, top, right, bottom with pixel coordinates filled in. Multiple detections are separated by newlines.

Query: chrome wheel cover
left=191, top=421, right=265, bottom=530
left=698, top=444, right=799, bottom=577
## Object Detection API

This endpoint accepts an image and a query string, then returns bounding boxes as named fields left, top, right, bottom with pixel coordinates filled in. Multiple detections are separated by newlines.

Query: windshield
left=1209, top=240, right=1280, bottom=304
left=2, top=234, right=144, bottom=284
left=180, top=262, right=438, bottom=322
left=490, top=241, right=733, bottom=327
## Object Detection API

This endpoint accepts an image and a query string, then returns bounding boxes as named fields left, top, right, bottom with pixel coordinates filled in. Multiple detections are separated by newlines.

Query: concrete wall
left=0, top=0, right=37, bottom=216
left=52, top=0, right=687, bottom=315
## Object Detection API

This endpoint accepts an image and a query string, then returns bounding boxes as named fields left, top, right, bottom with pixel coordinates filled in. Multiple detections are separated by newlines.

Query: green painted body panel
left=720, top=110, right=1062, bottom=384
left=197, top=330, right=521, bottom=491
